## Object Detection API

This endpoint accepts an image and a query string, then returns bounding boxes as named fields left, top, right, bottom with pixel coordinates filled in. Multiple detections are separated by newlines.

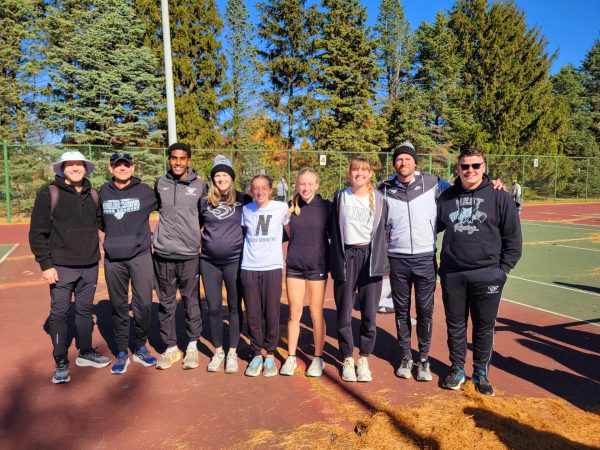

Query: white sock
left=187, top=341, right=197, bottom=351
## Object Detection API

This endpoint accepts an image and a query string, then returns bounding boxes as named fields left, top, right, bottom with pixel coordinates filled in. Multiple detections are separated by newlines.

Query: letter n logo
left=256, top=215, right=272, bottom=236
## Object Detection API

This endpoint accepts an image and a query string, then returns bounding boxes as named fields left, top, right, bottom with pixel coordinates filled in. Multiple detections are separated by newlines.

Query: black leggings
left=200, top=259, right=242, bottom=350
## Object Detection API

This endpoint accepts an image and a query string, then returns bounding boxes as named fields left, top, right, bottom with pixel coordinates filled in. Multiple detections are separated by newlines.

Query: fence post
left=553, top=156, right=558, bottom=203
left=338, top=154, right=342, bottom=191
left=447, top=153, right=452, bottom=180
left=585, top=157, right=589, bottom=203
left=429, top=153, right=433, bottom=174
left=521, top=156, right=525, bottom=185
left=3, top=141, right=11, bottom=224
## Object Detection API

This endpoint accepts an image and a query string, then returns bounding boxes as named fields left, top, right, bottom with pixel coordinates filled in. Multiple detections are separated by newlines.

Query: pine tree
left=0, top=0, right=42, bottom=142
left=134, top=0, right=228, bottom=148
left=447, top=0, right=566, bottom=155
left=39, top=0, right=163, bottom=145
left=225, top=0, right=260, bottom=146
left=581, top=40, right=600, bottom=153
left=257, top=0, right=318, bottom=148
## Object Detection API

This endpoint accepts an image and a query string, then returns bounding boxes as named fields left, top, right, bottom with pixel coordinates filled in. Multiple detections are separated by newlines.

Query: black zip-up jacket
left=329, top=188, right=390, bottom=281
left=286, top=194, right=332, bottom=273
left=436, top=174, right=522, bottom=273
left=29, top=177, right=102, bottom=270
left=99, top=177, right=158, bottom=261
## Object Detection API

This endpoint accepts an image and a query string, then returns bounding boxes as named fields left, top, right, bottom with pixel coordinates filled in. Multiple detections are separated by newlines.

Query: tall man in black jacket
left=29, top=151, right=111, bottom=384
left=99, top=153, right=159, bottom=374
left=437, top=148, right=522, bottom=396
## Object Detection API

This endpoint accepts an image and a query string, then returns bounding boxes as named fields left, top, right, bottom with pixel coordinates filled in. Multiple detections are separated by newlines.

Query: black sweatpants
left=105, top=251, right=154, bottom=353
left=153, top=254, right=202, bottom=348
left=389, top=254, right=436, bottom=361
left=240, top=268, right=282, bottom=356
left=200, top=258, right=242, bottom=350
left=440, top=266, right=506, bottom=372
left=49, top=264, right=99, bottom=362
left=333, top=246, right=382, bottom=358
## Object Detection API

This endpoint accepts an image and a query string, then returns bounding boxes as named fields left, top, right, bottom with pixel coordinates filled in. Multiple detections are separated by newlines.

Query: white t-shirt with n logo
left=241, top=200, right=290, bottom=271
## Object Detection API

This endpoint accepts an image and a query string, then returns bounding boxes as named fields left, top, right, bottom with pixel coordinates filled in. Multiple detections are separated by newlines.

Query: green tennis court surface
left=0, top=244, right=18, bottom=264
left=503, top=221, right=600, bottom=323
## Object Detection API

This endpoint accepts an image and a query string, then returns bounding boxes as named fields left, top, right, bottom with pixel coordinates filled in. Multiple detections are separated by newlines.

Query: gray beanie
left=211, top=155, right=235, bottom=181
left=392, top=141, right=417, bottom=164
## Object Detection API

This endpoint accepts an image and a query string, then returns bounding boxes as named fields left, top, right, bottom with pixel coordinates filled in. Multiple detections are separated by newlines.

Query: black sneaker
left=76, top=348, right=111, bottom=368
left=472, top=369, right=495, bottom=396
left=52, top=360, right=71, bottom=384
left=442, top=364, right=465, bottom=390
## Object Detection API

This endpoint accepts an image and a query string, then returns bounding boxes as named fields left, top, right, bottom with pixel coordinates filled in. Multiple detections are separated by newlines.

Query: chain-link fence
left=2, top=141, right=599, bottom=222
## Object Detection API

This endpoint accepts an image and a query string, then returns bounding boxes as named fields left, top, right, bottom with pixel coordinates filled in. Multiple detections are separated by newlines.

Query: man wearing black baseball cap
left=99, top=152, right=159, bottom=374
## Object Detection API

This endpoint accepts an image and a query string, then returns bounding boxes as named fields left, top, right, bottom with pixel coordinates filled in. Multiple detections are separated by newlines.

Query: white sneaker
left=207, top=351, right=225, bottom=372
left=341, top=357, right=357, bottom=382
left=182, top=348, right=199, bottom=369
left=280, top=356, right=297, bottom=376
left=356, top=357, right=372, bottom=382
left=306, top=357, right=325, bottom=377
left=156, top=347, right=183, bottom=370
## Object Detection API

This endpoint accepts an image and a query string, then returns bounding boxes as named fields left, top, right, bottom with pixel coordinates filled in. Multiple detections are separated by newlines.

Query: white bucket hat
left=52, top=151, right=95, bottom=177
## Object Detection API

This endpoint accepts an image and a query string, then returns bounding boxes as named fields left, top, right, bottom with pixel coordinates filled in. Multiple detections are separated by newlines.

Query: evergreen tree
left=581, top=39, right=600, bottom=152
left=257, top=0, right=318, bottom=148
left=225, top=0, right=260, bottom=146
left=310, top=0, right=386, bottom=154
left=134, top=0, right=228, bottom=148
left=448, top=0, right=566, bottom=155
left=39, top=0, right=163, bottom=145
left=0, top=0, right=42, bottom=142
left=551, top=65, right=598, bottom=157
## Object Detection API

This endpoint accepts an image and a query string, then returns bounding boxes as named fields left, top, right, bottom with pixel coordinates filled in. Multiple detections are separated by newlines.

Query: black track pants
left=49, top=264, right=99, bottom=362
left=333, top=246, right=382, bottom=358
left=153, top=254, right=202, bottom=348
left=200, top=258, right=242, bottom=350
left=240, top=269, right=282, bottom=356
left=389, top=254, right=436, bottom=361
left=440, top=266, right=506, bottom=372
left=105, top=251, right=154, bottom=353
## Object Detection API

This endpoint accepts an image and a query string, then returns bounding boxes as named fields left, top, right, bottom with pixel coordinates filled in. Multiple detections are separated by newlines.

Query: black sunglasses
left=110, top=152, right=132, bottom=163
left=460, top=163, right=484, bottom=170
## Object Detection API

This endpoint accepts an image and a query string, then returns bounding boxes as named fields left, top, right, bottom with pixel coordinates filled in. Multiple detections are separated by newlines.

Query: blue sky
left=218, top=0, right=600, bottom=74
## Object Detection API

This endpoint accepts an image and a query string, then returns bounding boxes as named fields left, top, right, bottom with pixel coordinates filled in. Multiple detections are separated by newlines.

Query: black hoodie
left=99, top=177, right=158, bottom=260
left=436, top=174, right=522, bottom=273
left=29, top=177, right=102, bottom=270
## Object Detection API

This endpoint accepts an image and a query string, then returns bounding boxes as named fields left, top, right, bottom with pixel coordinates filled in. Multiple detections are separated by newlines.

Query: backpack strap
left=48, top=185, right=99, bottom=220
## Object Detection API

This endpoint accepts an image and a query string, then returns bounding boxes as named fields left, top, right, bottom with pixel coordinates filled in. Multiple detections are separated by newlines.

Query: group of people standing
left=29, top=141, right=522, bottom=397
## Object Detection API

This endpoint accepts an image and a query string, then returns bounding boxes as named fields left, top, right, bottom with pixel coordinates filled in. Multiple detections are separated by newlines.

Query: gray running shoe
left=356, top=357, right=372, bottom=382
left=225, top=353, right=239, bottom=374
left=280, top=355, right=297, bottom=376
left=306, top=357, right=325, bottom=377
left=76, top=349, right=110, bottom=368
left=52, top=360, right=70, bottom=384
left=207, top=351, right=225, bottom=372
left=396, top=356, right=413, bottom=379
left=341, top=357, right=357, bottom=382
left=416, top=359, right=432, bottom=381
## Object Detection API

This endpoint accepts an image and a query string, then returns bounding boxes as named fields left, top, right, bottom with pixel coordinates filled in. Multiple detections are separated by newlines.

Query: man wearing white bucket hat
left=29, top=151, right=110, bottom=384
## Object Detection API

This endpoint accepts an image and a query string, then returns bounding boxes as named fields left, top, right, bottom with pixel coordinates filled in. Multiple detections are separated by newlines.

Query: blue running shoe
left=263, top=356, right=278, bottom=377
left=133, top=346, right=158, bottom=367
left=245, top=356, right=263, bottom=377
left=472, top=369, right=495, bottom=396
left=442, top=365, right=465, bottom=390
left=111, top=352, right=130, bottom=375
left=52, top=360, right=70, bottom=384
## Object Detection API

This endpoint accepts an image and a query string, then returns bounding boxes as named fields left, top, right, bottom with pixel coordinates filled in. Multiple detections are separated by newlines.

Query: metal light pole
left=161, top=0, right=177, bottom=145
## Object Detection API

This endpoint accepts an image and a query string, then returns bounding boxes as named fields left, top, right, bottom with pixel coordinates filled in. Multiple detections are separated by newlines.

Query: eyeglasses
left=110, top=152, right=132, bottom=163
left=460, top=163, right=484, bottom=171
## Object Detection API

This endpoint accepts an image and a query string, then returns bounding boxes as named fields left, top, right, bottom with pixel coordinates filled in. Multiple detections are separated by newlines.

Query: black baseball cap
left=110, top=152, right=133, bottom=166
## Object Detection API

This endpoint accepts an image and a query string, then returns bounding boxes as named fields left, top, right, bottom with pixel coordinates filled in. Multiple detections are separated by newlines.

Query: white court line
left=509, top=275, right=600, bottom=297
left=521, top=221, right=599, bottom=231
left=0, top=244, right=18, bottom=264
left=530, top=237, right=595, bottom=244
left=552, top=244, right=600, bottom=252
left=501, top=297, right=600, bottom=329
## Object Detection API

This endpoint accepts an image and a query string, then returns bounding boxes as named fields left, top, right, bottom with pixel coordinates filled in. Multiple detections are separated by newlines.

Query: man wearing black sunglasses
left=436, top=148, right=522, bottom=396
left=99, top=152, right=159, bottom=374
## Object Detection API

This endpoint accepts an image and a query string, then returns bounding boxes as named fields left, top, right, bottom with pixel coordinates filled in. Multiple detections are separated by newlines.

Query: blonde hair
left=288, top=167, right=319, bottom=216
left=349, top=157, right=375, bottom=215
left=206, top=180, right=236, bottom=207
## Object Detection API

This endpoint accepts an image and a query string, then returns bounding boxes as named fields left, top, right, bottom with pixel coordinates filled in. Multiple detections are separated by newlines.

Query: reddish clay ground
left=521, top=202, right=600, bottom=226
left=0, top=222, right=598, bottom=448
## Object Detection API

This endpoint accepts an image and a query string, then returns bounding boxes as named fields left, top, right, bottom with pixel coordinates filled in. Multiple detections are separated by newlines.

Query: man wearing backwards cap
left=152, top=142, right=208, bottom=370
left=29, top=151, right=110, bottom=384
left=99, top=152, right=159, bottom=374
left=378, top=142, right=505, bottom=384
